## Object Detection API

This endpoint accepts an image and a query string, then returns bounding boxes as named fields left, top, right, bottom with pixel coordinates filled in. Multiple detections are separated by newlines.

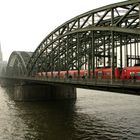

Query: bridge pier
left=14, top=84, right=76, bottom=101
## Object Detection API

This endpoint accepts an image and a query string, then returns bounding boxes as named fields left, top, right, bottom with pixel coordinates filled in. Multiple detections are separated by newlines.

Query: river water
left=0, top=86, right=140, bottom=140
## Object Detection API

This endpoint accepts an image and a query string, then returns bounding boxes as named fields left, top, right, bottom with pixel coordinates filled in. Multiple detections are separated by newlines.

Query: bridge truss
left=26, top=0, right=140, bottom=78
left=7, top=51, right=32, bottom=76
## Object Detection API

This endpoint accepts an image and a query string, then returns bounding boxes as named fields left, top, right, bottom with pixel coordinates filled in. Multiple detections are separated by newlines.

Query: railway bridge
left=1, top=0, right=140, bottom=101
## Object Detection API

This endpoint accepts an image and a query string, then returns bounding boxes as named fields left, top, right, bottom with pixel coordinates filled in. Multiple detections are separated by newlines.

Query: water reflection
left=0, top=87, right=140, bottom=140
left=15, top=101, right=77, bottom=140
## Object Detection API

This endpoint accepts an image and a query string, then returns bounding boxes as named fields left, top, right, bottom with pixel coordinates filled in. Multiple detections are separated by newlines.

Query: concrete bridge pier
left=14, top=83, right=76, bottom=101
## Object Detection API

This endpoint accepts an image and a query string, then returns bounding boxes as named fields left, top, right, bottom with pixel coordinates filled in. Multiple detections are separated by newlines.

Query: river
left=0, top=86, right=140, bottom=140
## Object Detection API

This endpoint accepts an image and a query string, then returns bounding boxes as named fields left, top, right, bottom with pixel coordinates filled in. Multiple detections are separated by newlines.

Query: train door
left=98, top=71, right=102, bottom=79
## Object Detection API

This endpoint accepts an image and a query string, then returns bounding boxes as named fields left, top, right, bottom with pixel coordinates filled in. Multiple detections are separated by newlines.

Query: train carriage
left=121, top=66, right=140, bottom=80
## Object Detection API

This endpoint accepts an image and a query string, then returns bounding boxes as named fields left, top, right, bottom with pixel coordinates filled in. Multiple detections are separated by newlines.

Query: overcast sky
left=0, top=0, right=123, bottom=61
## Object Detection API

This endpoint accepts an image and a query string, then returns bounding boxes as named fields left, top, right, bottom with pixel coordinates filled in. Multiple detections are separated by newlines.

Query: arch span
left=7, top=51, right=32, bottom=76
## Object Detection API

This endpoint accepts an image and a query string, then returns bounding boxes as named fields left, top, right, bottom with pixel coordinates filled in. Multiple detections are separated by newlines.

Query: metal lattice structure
left=25, top=0, right=140, bottom=78
left=7, top=51, right=32, bottom=76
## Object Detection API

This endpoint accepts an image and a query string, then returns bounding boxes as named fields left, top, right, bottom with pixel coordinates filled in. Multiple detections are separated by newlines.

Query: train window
left=136, top=72, right=140, bottom=76
left=98, top=71, right=102, bottom=75
left=105, top=72, right=111, bottom=75
left=130, top=72, right=134, bottom=76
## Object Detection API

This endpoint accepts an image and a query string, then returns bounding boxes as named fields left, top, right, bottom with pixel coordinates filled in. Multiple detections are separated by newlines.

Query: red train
left=121, top=66, right=140, bottom=80
left=35, top=65, right=140, bottom=80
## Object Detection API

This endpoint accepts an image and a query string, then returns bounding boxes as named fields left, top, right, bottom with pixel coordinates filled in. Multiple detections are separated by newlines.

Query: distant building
left=0, top=44, right=7, bottom=75
left=0, top=43, right=3, bottom=61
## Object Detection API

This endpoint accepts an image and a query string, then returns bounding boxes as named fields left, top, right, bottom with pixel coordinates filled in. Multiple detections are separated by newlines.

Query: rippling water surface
left=0, top=86, right=140, bottom=140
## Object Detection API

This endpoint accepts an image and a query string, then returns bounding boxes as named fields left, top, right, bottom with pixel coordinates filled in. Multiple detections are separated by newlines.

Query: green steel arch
left=26, top=0, right=140, bottom=77
left=7, top=51, right=32, bottom=76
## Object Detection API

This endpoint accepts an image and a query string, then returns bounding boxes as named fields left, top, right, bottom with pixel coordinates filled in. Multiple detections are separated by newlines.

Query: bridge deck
left=1, top=76, right=140, bottom=91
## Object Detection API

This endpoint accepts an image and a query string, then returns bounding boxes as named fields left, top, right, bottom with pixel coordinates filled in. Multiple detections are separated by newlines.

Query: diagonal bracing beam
left=115, top=4, right=138, bottom=26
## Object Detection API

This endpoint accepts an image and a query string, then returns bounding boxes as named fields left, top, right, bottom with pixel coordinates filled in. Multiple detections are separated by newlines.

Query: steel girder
left=26, top=0, right=140, bottom=77
left=7, top=51, right=32, bottom=76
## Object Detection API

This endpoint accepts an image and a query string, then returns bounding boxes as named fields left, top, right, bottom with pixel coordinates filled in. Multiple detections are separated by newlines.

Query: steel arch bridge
left=3, top=0, right=140, bottom=97
left=6, top=51, right=32, bottom=76
left=25, top=0, right=140, bottom=79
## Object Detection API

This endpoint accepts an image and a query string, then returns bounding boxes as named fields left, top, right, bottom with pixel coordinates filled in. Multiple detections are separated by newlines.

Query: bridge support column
left=14, top=84, right=76, bottom=101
